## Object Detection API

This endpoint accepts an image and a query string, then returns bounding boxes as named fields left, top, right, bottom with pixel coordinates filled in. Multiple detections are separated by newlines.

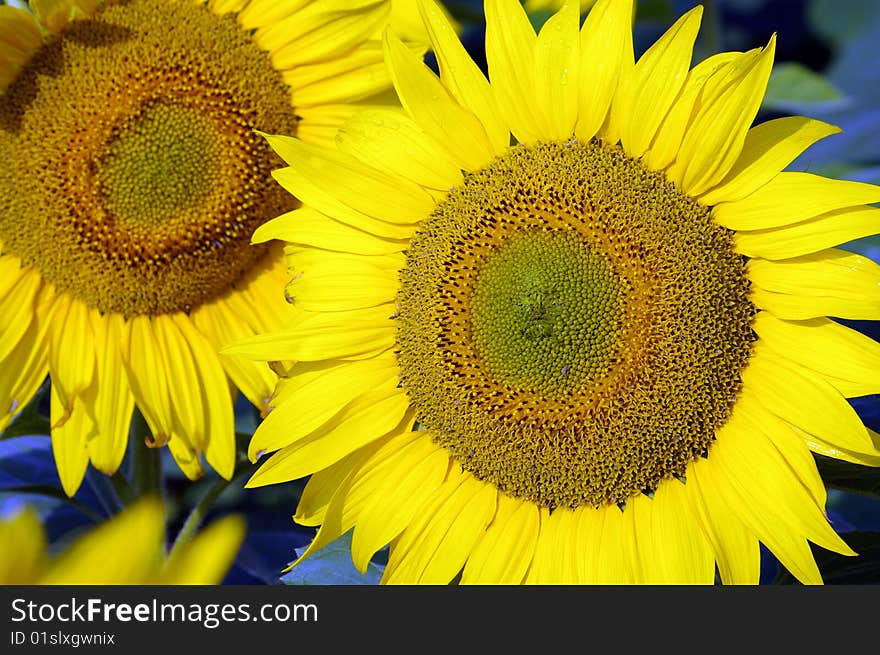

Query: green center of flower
left=100, top=103, right=220, bottom=228
left=0, top=0, right=300, bottom=316
left=396, top=140, right=756, bottom=510
left=471, top=229, right=623, bottom=396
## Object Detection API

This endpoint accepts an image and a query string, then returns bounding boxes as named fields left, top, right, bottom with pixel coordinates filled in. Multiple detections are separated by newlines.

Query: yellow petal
left=41, top=499, right=165, bottom=584
left=748, top=249, right=880, bottom=321
left=485, top=0, right=543, bottom=143
left=534, top=1, right=580, bottom=140
left=385, top=473, right=496, bottom=584
left=227, top=304, right=395, bottom=362
left=686, top=460, right=761, bottom=584
left=704, top=395, right=855, bottom=584
left=47, top=296, right=96, bottom=428
left=0, top=508, right=47, bottom=584
left=461, top=494, right=540, bottom=584
left=252, top=208, right=407, bottom=255
left=615, top=6, right=703, bottom=159
left=249, top=353, right=399, bottom=458
left=173, top=315, right=237, bottom=480
left=700, top=117, right=840, bottom=205
left=642, top=51, right=741, bottom=171
left=267, top=134, right=435, bottom=224
left=120, top=316, right=172, bottom=443
left=258, top=0, right=389, bottom=69
left=247, top=390, right=412, bottom=487
left=337, top=108, right=463, bottom=190
left=575, top=0, right=634, bottom=142
left=351, top=437, right=450, bottom=571
left=86, top=311, right=134, bottom=475
left=734, top=206, right=880, bottom=260
left=744, top=343, right=875, bottom=454
left=0, top=261, right=41, bottom=363
left=384, top=29, right=494, bottom=171
left=714, top=172, right=880, bottom=230
left=753, top=313, right=880, bottom=398
left=417, top=0, right=509, bottom=154
left=629, top=481, right=715, bottom=584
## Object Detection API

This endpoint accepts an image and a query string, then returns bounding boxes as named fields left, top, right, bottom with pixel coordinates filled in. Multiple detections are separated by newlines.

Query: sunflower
left=233, top=0, right=880, bottom=584
left=0, top=498, right=244, bottom=584
left=0, top=0, right=425, bottom=496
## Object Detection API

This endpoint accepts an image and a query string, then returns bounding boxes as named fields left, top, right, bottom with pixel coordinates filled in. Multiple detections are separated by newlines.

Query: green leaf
left=762, top=63, right=847, bottom=111
left=775, top=532, right=880, bottom=584
left=281, top=531, right=384, bottom=585
left=815, top=455, right=880, bottom=498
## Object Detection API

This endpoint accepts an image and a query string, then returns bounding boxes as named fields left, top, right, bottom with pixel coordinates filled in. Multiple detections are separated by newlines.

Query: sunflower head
left=0, top=0, right=421, bottom=496
left=236, top=0, right=880, bottom=585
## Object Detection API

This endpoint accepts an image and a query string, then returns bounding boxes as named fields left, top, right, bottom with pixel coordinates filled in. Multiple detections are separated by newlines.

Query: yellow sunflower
left=0, top=0, right=426, bottom=496
left=232, top=0, right=880, bottom=584
left=0, top=498, right=244, bottom=584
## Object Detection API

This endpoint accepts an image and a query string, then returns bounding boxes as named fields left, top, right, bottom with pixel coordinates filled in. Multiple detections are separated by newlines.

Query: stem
left=167, top=459, right=259, bottom=558
left=130, top=409, right=163, bottom=499
left=168, top=477, right=230, bottom=556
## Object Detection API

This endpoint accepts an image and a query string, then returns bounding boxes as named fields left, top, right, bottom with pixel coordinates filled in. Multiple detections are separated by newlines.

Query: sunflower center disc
left=471, top=229, right=623, bottom=396
left=0, top=0, right=300, bottom=316
left=396, top=141, right=756, bottom=509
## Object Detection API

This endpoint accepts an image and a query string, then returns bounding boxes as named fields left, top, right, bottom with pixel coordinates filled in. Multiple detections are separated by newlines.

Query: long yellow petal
left=461, top=494, right=540, bottom=584
left=615, top=6, right=703, bottom=159
left=629, top=481, right=715, bottom=584
left=700, top=117, right=840, bottom=205
left=748, top=249, right=880, bottom=321
left=253, top=208, right=408, bottom=255
left=384, top=473, right=496, bottom=584
left=534, top=1, right=580, bottom=140
left=120, top=316, right=173, bottom=444
left=642, top=51, right=741, bottom=171
left=381, top=463, right=464, bottom=581
left=744, top=344, right=875, bottom=454
left=485, top=0, right=544, bottom=143
left=227, top=305, right=395, bottom=363
left=173, top=315, right=237, bottom=480
left=735, top=206, right=880, bottom=260
left=86, top=311, right=134, bottom=475
left=49, top=383, right=91, bottom=497
left=384, top=30, right=494, bottom=171
left=417, top=0, right=509, bottom=154
left=753, top=313, right=880, bottom=397
left=267, top=134, right=434, bottom=224
left=673, top=36, right=776, bottom=195
left=249, top=354, right=399, bottom=458
left=47, top=296, right=96, bottom=428
left=686, top=460, right=761, bottom=584
left=337, top=109, right=463, bottom=190
left=714, top=172, right=880, bottom=230
left=575, top=0, right=634, bottom=142
left=247, top=391, right=412, bottom=487
left=351, top=442, right=450, bottom=571
left=258, top=0, right=389, bottom=69
left=0, top=262, right=41, bottom=364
